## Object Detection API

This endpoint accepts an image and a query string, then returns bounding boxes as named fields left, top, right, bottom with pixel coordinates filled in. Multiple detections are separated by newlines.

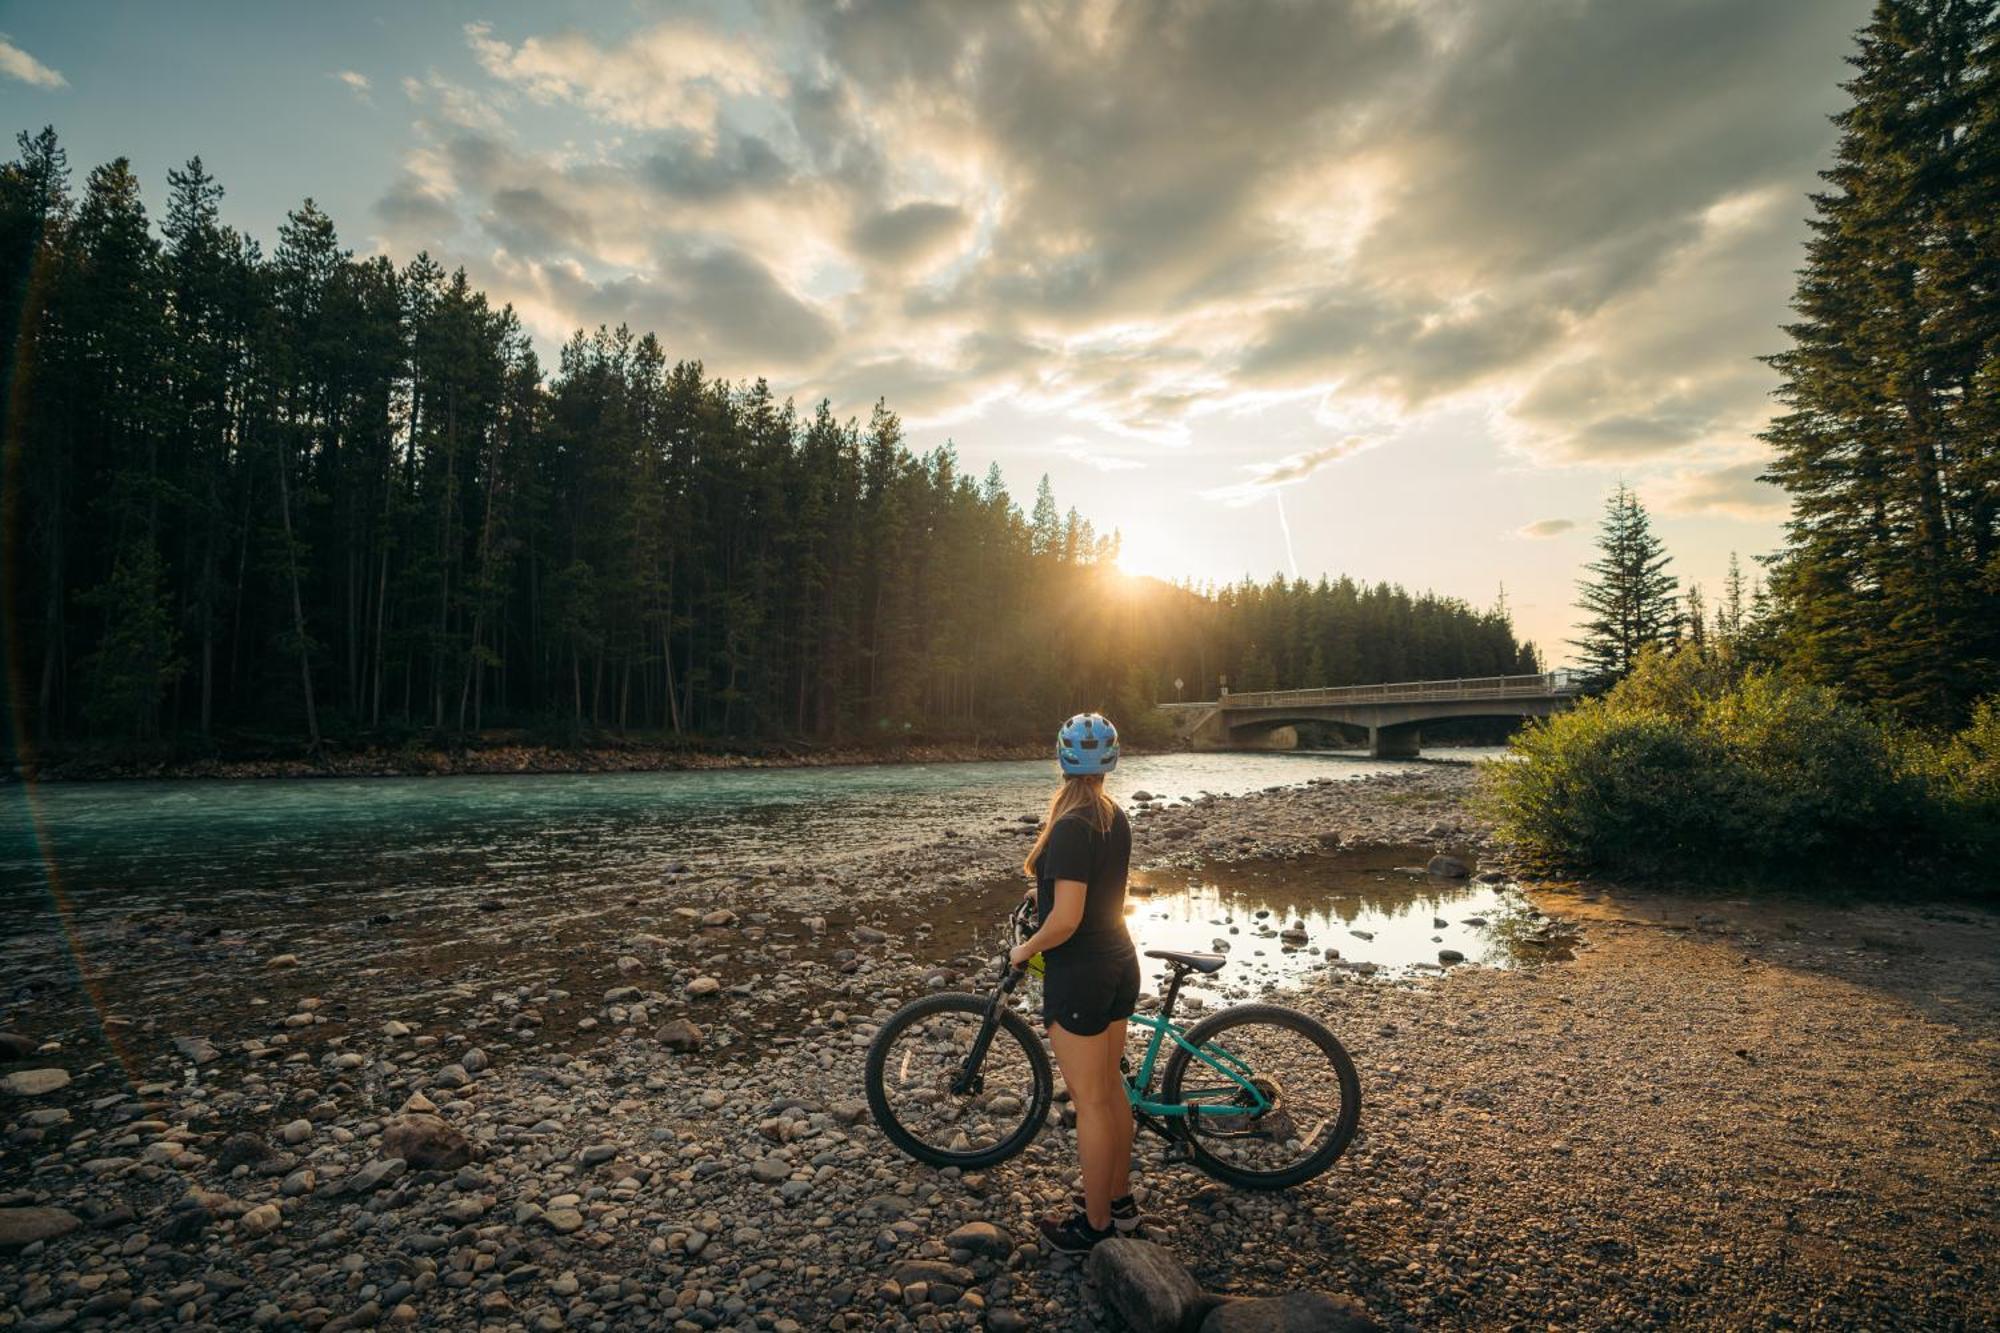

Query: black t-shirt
left=1034, top=804, right=1134, bottom=956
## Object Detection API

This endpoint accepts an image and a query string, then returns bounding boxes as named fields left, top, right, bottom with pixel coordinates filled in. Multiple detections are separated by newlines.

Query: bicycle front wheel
left=864, top=992, right=1052, bottom=1170
left=1160, top=1002, right=1361, bottom=1190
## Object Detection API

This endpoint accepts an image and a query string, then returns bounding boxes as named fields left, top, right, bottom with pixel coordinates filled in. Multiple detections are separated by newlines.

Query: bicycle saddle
left=1145, top=948, right=1227, bottom=974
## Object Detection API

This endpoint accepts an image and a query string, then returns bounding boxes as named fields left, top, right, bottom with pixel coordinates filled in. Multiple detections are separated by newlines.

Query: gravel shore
left=3, top=765, right=1995, bottom=1330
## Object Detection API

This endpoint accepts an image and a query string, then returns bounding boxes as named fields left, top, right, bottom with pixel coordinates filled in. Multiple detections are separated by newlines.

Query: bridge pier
left=1368, top=724, right=1421, bottom=759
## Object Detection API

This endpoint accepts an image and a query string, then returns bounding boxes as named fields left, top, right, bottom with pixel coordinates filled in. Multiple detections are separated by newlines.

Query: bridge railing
left=1215, top=671, right=1580, bottom=710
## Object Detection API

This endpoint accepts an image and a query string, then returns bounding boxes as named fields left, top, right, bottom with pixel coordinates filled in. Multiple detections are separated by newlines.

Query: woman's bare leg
left=1049, top=1021, right=1126, bottom=1230
left=1100, top=1017, right=1132, bottom=1201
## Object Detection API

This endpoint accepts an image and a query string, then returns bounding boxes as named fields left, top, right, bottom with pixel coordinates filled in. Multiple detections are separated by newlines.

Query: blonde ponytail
left=1022, top=774, right=1117, bottom=878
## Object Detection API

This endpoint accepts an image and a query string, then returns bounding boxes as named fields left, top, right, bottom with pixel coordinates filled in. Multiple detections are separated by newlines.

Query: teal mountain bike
left=864, top=901, right=1361, bottom=1190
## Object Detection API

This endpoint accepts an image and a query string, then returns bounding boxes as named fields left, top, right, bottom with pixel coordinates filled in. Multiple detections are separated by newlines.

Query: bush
left=1481, top=649, right=1962, bottom=891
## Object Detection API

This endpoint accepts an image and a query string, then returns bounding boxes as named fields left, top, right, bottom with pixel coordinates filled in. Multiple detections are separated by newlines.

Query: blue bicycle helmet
left=1057, top=713, right=1120, bottom=775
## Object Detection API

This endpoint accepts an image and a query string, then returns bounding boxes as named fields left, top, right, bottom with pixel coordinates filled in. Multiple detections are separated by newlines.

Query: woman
left=1007, top=712, right=1142, bottom=1253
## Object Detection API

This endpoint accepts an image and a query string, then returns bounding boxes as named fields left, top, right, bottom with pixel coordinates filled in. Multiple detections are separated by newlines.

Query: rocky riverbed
left=3, top=765, right=1996, bottom=1330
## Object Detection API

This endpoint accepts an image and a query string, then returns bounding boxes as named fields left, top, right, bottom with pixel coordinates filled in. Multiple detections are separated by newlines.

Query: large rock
left=174, top=1035, right=220, bottom=1064
left=1087, top=1238, right=1209, bottom=1333
left=348, top=1158, right=406, bottom=1194
left=1199, top=1291, right=1383, bottom=1333
left=216, top=1133, right=284, bottom=1172
left=656, top=1018, right=704, bottom=1053
left=0, top=1206, right=80, bottom=1249
left=944, top=1220, right=1011, bottom=1259
left=380, top=1113, right=472, bottom=1171
left=1425, top=854, right=1470, bottom=879
left=237, top=1203, right=283, bottom=1239
left=3, top=1068, right=68, bottom=1096
left=0, top=1033, right=37, bottom=1061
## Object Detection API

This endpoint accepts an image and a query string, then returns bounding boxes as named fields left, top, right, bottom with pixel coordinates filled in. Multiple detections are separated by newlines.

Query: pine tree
left=1762, top=0, right=2000, bottom=722
left=1717, top=552, right=1747, bottom=646
left=1029, top=475, right=1061, bottom=557
left=1568, top=484, right=1679, bottom=686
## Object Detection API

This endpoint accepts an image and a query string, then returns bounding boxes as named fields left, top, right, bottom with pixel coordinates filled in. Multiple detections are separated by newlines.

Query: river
left=1, top=748, right=1524, bottom=1049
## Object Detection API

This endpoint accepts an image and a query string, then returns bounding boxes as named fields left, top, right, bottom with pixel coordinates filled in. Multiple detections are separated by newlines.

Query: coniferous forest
left=0, top=129, right=1536, bottom=760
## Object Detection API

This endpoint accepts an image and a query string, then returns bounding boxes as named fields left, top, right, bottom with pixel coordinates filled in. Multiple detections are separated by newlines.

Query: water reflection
left=1120, top=845, right=1571, bottom=1001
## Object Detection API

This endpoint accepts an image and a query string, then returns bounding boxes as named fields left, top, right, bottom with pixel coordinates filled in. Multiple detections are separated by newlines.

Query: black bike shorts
left=1042, top=941, right=1141, bottom=1037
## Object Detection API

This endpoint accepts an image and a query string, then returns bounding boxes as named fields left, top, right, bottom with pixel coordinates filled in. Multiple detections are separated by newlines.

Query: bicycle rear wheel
left=864, top=992, right=1052, bottom=1170
left=1160, top=1002, right=1360, bottom=1190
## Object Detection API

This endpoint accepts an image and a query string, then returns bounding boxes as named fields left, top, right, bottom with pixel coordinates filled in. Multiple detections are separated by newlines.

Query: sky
left=0, top=0, right=1877, bottom=662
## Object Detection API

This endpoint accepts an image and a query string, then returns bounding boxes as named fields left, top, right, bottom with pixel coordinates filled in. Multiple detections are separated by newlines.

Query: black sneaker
left=1068, top=1191, right=1142, bottom=1233
left=1037, top=1210, right=1115, bottom=1255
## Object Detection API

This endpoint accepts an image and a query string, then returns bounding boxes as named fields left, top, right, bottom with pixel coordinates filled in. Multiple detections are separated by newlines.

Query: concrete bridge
left=1159, top=671, right=1582, bottom=758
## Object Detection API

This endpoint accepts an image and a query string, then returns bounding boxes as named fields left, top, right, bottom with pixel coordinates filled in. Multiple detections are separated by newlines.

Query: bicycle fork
left=951, top=968, right=1025, bottom=1096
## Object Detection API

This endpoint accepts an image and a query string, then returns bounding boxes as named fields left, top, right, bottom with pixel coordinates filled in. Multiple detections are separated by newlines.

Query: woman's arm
left=1009, top=879, right=1085, bottom=966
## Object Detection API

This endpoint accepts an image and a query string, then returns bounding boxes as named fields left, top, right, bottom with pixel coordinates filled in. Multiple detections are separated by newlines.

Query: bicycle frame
left=990, top=899, right=1273, bottom=1149
left=1124, top=1010, right=1269, bottom=1121
left=985, top=901, right=1272, bottom=1146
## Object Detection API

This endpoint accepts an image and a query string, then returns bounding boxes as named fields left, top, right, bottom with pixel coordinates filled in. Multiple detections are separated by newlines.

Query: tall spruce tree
left=1762, top=0, right=2000, bottom=723
left=1569, top=484, right=1679, bottom=686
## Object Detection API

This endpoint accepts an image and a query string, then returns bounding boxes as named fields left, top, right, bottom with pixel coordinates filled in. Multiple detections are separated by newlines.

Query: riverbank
left=11, top=736, right=1059, bottom=783
left=3, top=766, right=1995, bottom=1330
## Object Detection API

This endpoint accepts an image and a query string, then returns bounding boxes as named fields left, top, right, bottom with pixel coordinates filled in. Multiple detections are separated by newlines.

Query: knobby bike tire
left=863, top=991, right=1053, bottom=1171
left=1159, top=1002, right=1362, bottom=1191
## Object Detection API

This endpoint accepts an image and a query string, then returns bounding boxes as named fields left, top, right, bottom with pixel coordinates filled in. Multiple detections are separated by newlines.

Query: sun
left=1111, top=526, right=1191, bottom=583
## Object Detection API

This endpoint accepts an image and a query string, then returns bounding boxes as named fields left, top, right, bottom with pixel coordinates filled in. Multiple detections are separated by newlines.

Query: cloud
left=0, top=35, right=65, bottom=89
left=334, top=69, right=371, bottom=102
left=1516, top=519, right=1577, bottom=539
left=849, top=202, right=969, bottom=268
left=1067, top=448, right=1147, bottom=473
left=356, top=0, right=1873, bottom=472
left=1204, top=435, right=1381, bottom=505
left=1654, top=459, right=1787, bottom=520
left=466, top=19, right=777, bottom=140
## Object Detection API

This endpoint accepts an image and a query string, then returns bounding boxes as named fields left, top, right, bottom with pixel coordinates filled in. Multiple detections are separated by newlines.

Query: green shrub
left=1481, top=649, right=1962, bottom=891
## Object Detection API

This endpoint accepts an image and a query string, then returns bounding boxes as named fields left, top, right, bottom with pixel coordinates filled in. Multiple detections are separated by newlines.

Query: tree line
left=0, top=128, right=1537, bottom=757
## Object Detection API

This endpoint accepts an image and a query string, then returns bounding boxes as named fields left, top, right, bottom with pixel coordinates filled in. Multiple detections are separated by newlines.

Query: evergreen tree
left=1568, top=484, right=1679, bottom=686
left=1762, top=0, right=2000, bottom=722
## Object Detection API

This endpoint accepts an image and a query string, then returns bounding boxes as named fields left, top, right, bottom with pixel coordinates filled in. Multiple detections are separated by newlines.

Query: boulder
left=1198, top=1291, right=1383, bottom=1333
left=0, top=1032, right=37, bottom=1061
left=237, top=1203, right=283, bottom=1239
left=2, top=1068, right=69, bottom=1096
left=656, top=1018, right=704, bottom=1053
left=1438, top=948, right=1466, bottom=965
left=0, top=1206, right=80, bottom=1249
left=174, top=1035, right=220, bottom=1065
left=348, top=1158, right=406, bottom=1194
left=1086, top=1238, right=1209, bottom=1333
left=944, top=1220, right=1011, bottom=1259
left=216, top=1132, right=283, bottom=1171
left=1425, top=854, right=1470, bottom=879
left=890, top=1259, right=976, bottom=1288
left=381, top=1114, right=473, bottom=1171
left=685, top=976, right=721, bottom=998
